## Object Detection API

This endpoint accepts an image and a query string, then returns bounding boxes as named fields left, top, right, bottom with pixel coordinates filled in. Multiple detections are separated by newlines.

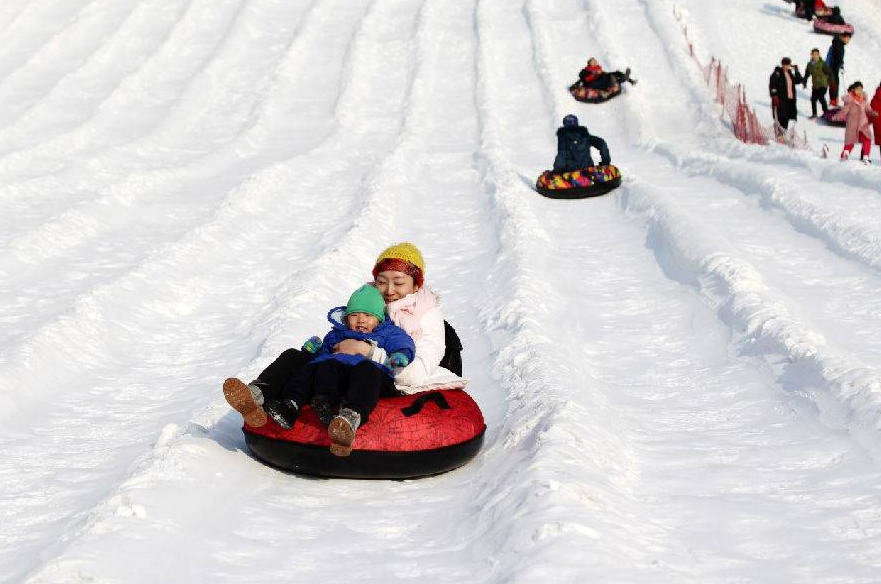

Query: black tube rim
left=244, top=426, right=486, bottom=480
left=536, top=177, right=622, bottom=199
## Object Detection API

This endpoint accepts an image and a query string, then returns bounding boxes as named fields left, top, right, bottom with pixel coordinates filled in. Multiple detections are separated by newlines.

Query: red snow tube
left=813, top=20, right=853, bottom=35
left=536, top=165, right=622, bottom=199
left=243, top=389, right=485, bottom=479
left=821, top=106, right=846, bottom=126
left=569, top=82, right=622, bottom=104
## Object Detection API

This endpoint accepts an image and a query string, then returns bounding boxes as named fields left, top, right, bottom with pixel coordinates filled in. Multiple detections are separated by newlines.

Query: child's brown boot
left=328, top=408, right=361, bottom=457
left=223, top=378, right=268, bottom=427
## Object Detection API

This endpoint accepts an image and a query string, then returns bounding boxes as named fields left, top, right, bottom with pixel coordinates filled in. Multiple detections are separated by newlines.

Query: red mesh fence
left=675, top=9, right=810, bottom=150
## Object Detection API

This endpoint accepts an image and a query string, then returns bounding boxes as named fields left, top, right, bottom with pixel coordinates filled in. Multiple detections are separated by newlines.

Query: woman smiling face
left=374, top=270, right=419, bottom=303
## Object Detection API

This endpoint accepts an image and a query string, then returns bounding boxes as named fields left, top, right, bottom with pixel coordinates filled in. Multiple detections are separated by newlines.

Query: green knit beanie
left=345, top=285, right=386, bottom=322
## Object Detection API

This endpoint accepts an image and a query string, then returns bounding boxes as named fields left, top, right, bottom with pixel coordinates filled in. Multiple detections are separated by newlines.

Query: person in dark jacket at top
left=553, top=114, right=610, bottom=173
left=826, top=32, right=851, bottom=107
left=823, top=6, right=845, bottom=24
left=803, top=0, right=815, bottom=20
left=769, top=57, right=804, bottom=132
left=803, top=48, right=832, bottom=118
left=794, top=0, right=815, bottom=20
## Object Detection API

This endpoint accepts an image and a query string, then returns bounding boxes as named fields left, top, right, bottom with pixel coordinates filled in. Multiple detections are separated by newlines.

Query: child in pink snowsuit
left=840, top=81, right=878, bottom=164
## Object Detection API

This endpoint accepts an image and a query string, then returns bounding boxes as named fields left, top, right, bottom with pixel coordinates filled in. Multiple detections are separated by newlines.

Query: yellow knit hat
left=372, top=242, right=425, bottom=286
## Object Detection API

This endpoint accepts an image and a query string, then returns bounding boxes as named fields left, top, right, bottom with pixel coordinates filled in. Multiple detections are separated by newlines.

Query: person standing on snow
left=553, top=114, right=611, bottom=173
left=769, top=57, right=804, bottom=132
left=803, top=48, right=832, bottom=119
left=840, top=81, right=877, bottom=164
left=826, top=32, right=851, bottom=107
left=871, top=82, right=881, bottom=161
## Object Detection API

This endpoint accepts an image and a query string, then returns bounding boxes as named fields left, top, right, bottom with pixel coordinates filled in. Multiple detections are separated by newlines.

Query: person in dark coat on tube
left=553, top=115, right=611, bottom=173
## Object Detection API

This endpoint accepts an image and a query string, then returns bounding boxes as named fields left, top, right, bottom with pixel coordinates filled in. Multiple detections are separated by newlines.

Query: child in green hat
left=226, top=285, right=414, bottom=456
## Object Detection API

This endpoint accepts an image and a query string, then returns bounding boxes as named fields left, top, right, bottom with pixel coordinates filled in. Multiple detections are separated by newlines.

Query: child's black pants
left=282, top=360, right=397, bottom=424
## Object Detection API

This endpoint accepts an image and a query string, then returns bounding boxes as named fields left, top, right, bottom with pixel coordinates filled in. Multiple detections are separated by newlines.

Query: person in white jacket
left=223, top=242, right=465, bottom=426
left=332, top=242, right=463, bottom=393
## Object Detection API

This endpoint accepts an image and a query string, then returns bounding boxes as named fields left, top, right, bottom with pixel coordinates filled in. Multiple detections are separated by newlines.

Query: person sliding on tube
left=795, top=0, right=814, bottom=20
left=796, top=0, right=830, bottom=20
left=576, top=57, right=637, bottom=91
left=822, top=6, right=845, bottom=25
left=803, top=0, right=816, bottom=20
left=237, top=285, right=415, bottom=457
left=553, top=114, right=610, bottom=173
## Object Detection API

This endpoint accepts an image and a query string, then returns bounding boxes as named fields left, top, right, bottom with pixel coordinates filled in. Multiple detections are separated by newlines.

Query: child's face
left=374, top=270, right=419, bottom=303
left=346, top=312, right=380, bottom=333
left=811, top=51, right=820, bottom=60
left=854, top=86, right=864, bottom=97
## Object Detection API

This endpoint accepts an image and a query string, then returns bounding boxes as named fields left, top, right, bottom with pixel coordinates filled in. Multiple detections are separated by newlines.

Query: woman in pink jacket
left=840, top=81, right=878, bottom=164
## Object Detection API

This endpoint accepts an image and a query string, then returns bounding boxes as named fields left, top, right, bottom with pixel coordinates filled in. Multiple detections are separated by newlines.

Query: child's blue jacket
left=310, top=307, right=415, bottom=376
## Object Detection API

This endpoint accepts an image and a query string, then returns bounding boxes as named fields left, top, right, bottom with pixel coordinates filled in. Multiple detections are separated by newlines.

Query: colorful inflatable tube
left=535, top=165, right=622, bottom=199
left=243, top=389, right=485, bottom=479
left=813, top=20, right=853, bottom=35
left=569, top=82, right=622, bottom=104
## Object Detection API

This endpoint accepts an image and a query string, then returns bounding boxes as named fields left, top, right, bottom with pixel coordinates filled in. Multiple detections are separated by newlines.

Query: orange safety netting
left=675, top=8, right=811, bottom=150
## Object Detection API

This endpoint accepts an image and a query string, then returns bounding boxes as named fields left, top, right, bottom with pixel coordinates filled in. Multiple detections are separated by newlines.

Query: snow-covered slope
left=1, top=0, right=880, bottom=582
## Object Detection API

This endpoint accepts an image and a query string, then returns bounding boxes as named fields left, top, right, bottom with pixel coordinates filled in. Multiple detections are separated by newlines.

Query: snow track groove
left=0, top=0, right=267, bottom=186
left=0, top=0, right=423, bottom=580
left=0, top=0, right=368, bottom=351
left=0, top=0, right=191, bottom=155
left=0, top=0, right=110, bottom=90
left=0, top=0, right=146, bottom=127
left=0, top=0, right=251, bottom=226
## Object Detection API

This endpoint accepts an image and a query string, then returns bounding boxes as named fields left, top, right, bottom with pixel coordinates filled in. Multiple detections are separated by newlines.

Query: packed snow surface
left=2, top=0, right=881, bottom=582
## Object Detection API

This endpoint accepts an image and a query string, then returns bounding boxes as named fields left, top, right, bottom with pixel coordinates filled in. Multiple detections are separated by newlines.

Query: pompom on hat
left=372, top=242, right=425, bottom=287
